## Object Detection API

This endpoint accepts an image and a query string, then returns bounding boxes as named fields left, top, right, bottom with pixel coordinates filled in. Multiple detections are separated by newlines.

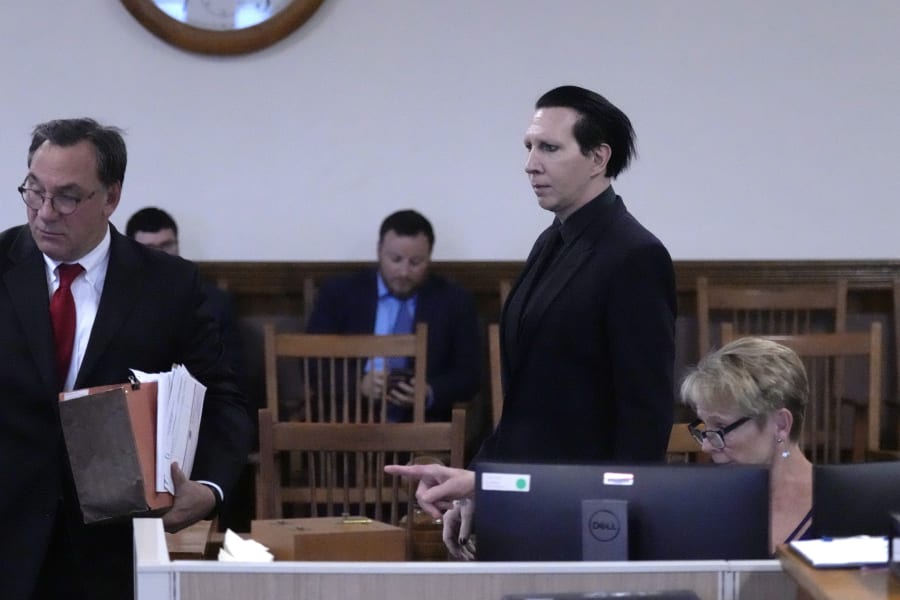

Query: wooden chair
left=722, top=322, right=883, bottom=463
left=696, top=276, right=848, bottom=357
left=487, top=323, right=503, bottom=428
left=666, top=422, right=709, bottom=463
left=255, top=406, right=466, bottom=559
left=867, top=278, right=900, bottom=460
left=264, top=322, right=429, bottom=422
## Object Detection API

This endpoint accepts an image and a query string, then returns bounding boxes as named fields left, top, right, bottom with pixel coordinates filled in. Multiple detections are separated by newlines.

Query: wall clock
left=121, top=0, right=324, bottom=55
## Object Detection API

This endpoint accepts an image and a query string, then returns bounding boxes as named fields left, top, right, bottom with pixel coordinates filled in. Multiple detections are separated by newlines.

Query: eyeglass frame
left=688, top=416, right=753, bottom=450
left=18, top=182, right=101, bottom=216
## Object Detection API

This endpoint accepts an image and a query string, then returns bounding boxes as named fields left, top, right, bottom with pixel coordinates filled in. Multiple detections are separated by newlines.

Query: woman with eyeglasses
left=681, top=336, right=813, bottom=553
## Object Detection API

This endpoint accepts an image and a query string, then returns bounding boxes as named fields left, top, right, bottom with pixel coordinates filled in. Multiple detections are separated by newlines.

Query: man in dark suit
left=0, top=118, right=253, bottom=599
left=306, top=210, right=480, bottom=422
left=125, top=206, right=243, bottom=384
left=477, top=85, right=677, bottom=463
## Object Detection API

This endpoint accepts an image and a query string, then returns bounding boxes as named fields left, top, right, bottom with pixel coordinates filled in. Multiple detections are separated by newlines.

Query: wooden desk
left=777, top=545, right=900, bottom=600
left=165, top=520, right=215, bottom=560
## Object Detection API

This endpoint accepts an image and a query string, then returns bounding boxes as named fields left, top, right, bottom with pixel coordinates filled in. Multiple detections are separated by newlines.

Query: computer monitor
left=474, top=461, right=770, bottom=561
left=812, top=461, right=900, bottom=538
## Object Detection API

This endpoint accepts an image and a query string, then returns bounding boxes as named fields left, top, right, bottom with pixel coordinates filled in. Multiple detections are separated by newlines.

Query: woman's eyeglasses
left=688, top=416, right=752, bottom=449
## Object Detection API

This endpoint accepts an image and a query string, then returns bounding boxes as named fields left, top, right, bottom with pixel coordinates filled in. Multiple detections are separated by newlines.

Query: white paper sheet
left=790, top=536, right=888, bottom=568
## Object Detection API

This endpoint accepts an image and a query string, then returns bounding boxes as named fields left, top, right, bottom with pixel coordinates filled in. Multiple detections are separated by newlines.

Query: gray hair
left=680, top=337, right=808, bottom=441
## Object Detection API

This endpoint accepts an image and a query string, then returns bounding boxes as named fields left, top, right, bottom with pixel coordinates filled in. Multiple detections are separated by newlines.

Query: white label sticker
left=481, top=472, right=531, bottom=492
left=602, top=472, right=635, bottom=486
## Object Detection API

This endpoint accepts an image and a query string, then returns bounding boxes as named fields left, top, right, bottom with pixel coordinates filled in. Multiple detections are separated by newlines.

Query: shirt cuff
left=196, top=480, right=224, bottom=517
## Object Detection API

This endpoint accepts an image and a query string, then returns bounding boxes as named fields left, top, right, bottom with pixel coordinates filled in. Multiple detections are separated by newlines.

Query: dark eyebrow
left=53, top=184, right=83, bottom=195
left=23, top=174, right=83, bottom=194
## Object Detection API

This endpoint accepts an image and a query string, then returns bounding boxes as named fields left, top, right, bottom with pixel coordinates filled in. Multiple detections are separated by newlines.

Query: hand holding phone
left=387, top=368, right=414, bottom=393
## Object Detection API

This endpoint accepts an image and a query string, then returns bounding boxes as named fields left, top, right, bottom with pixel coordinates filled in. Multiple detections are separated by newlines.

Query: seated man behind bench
left=307, top=209, right=480, bottom=422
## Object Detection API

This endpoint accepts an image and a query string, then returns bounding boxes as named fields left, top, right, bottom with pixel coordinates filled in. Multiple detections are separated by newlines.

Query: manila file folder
left=59, top=381, right=173, bottom=523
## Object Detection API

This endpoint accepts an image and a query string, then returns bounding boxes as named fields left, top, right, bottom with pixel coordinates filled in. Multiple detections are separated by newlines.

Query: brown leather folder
left=59, top=381, right=173, bottom=523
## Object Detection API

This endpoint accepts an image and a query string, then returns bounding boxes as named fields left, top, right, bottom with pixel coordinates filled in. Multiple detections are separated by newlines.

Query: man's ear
left=591, top=144, right=612, bottom=177
left=102, top=182, right=122, bottom=218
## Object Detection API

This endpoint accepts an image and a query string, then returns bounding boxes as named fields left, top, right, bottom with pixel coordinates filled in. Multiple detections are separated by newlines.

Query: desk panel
left=136, top=519, right=795, bottom=600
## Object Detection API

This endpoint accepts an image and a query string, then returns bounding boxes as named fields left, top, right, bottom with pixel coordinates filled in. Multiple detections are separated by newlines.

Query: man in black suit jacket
left=306, top=210, right=480, bottom=422
left=0, top=118, right=252, bottom=599
left=477, top=85, right=677, bottom=464
left=125, top=206, right=244, bottom=385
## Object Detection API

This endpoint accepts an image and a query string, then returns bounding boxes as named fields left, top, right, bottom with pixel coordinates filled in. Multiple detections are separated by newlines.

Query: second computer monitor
left=812, top=461, right=900, bottom=538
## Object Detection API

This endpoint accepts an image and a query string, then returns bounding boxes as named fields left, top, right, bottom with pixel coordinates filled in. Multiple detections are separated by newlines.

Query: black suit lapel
left=4, top=228, right=56, bottom=392
left=413, top=275, right=441, bottom=323
left=512, top=197, right=624, bottom=371
left=75, top=229, right=143, bottom=388
left=501, top=231, right=549, bottom=373
left=517, top=241, right=593, bottom=348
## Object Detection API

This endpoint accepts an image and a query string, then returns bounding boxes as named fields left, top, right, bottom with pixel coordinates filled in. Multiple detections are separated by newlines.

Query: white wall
left=1, top=1, right=898, bottom=260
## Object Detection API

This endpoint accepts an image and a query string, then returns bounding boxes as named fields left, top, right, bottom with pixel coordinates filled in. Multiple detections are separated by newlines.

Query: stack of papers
left=218, top=529, right=274, bottom=562
left=131, top=365, right=206, bottom=494
left=790, top=536, right=889, bottom=568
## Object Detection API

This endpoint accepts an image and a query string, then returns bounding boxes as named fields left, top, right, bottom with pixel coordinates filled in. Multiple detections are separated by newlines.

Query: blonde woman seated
left=681, top=336, right=813, bottom=553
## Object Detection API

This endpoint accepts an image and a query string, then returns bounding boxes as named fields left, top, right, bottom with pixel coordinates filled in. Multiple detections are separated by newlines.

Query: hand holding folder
left=131, top=365, right=206, bottom=494
left=58, top=365, right=206, bottom=524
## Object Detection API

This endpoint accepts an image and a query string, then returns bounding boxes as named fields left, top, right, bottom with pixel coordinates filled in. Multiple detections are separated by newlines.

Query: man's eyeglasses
left=688, top=416, right=752, bottom=450
left=18, top=184, right=98, bottom=216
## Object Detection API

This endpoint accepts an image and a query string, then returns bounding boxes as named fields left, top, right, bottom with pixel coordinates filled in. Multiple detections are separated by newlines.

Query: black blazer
left=0, top=224, right=252, bottom=599
left=306, top=268, right=481, bottom=421
left=478, top=192, right=676, bottom=463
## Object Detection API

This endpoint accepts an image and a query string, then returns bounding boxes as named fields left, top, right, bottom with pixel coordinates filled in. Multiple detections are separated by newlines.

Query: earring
left=777, top=437, right=790, bottom=458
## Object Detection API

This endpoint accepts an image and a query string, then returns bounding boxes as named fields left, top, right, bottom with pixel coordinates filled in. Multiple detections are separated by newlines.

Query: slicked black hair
left=536, top=86, right=636, bottom=179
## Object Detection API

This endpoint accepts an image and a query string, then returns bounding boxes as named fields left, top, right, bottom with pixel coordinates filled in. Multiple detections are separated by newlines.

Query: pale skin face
left=524, top=107, right=611, bottom=222
left=133, top=228, right=180, bottom=256
left=376, top=230, right=431, bottom=300
left=26, top=141, right=121, bottom=262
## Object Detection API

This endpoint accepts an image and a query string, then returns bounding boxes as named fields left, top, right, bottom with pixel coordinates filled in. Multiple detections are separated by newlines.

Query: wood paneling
left=200, top=260, right=900, bottom=296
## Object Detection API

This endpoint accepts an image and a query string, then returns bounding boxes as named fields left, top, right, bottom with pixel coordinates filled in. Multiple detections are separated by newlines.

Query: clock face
left=155, top=0, right=294, bottom=31
left=124, top=0, right=325, bottom=55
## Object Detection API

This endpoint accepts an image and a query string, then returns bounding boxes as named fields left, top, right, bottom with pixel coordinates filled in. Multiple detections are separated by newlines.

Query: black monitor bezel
left=812, top=461, right=900, bottom=538
left=474, top=461, right=770, bottom=561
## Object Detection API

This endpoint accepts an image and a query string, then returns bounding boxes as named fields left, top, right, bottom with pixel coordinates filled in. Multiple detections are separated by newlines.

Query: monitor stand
left=582, top=499, right=628, bottom=561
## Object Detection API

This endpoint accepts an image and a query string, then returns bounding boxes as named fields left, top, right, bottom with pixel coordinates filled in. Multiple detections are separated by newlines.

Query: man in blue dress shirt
left=307, top=210, right=480, bottom=422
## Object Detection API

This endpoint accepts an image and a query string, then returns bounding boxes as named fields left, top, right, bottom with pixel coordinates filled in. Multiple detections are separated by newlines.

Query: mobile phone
left=387, top=368, right=414, bottom=392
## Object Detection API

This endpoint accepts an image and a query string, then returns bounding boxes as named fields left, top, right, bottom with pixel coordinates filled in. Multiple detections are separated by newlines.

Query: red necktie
left=51, top=263, right=84, bottom=388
